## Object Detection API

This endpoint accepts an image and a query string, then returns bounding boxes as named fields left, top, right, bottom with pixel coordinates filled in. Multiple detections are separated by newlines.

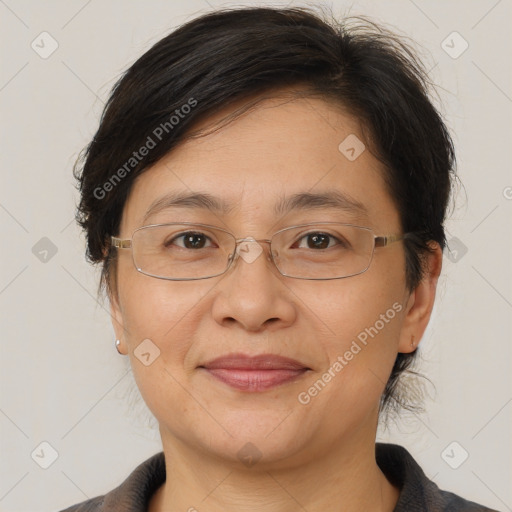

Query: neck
left=149, top=429, right=399, bottom=512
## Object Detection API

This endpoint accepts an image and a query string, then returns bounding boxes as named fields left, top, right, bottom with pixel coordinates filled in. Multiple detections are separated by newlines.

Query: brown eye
left=305, top=233, right=330, bottom=249
left=294, top=232, right=347, bottom=250
left=166, top=232, right=213, bottom=249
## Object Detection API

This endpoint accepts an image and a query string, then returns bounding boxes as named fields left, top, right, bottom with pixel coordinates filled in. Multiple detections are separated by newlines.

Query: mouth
left=199, top=353, right=311, bottom=392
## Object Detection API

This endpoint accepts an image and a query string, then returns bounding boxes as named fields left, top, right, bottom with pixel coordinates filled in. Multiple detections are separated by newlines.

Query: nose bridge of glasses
left=235, top=237, right=272, bottom=245
left=223, top=237, right=278, bottom=274
left=232, top=237, right=273, bottom=261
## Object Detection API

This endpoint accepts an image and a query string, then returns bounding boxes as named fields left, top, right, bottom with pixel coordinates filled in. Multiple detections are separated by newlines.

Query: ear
left=109, top=287, right=127, bottom=355
left=397, top=242, right=443, bottom=353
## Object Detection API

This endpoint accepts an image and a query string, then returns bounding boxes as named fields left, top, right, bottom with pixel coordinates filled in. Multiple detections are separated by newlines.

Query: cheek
left=116, top=258, right=212, bottom=369
left=315, top=286, right=403, bottom=376
left=115, top=268, right=212, bottom=430
left=294, top=252, right=406, bottom=403
left=297, top=247, right=405, bottom=345
left=293, top=300, right=404, bottom=437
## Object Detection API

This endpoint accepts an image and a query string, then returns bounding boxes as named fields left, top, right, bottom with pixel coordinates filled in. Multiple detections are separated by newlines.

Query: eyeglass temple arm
left=111, top=236, right=132, bottom=249
left=374, top=233, right=407, bottom=248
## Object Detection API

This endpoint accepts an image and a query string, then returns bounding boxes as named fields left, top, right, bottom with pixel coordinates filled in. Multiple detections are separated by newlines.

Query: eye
left=294, top=232, right=347, bottom=250
left=166, top=231, right=215, bottom=249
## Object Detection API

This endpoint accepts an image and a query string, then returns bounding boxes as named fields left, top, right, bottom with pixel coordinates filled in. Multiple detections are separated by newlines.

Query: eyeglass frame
left=110, top=221, right=412, bottom=281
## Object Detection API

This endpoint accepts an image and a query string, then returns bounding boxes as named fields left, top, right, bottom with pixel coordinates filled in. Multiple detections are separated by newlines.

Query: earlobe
left=397, top=243, right=443, bottom=353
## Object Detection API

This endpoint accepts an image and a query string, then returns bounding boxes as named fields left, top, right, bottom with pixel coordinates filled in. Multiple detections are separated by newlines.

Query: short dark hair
left=74, top=6, right=456, bottom=414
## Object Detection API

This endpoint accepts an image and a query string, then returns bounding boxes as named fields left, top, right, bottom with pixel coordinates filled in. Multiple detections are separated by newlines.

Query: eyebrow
left=142, top=189, right=368, bottom=224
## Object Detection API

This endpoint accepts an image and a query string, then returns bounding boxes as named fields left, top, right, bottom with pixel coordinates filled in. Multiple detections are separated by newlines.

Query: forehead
left=121, top=95, right=400, bottom=232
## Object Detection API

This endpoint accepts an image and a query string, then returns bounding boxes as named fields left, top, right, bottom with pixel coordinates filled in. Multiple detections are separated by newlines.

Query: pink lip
left=199, top=353, right=310, bottom=392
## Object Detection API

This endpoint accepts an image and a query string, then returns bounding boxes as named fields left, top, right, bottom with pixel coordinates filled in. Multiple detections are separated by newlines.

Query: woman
left=62, top=6, right=498, bottom=512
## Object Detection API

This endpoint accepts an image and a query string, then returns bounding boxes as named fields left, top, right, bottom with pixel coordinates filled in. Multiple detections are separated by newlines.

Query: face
left=111, top=93, right=437, bottom=470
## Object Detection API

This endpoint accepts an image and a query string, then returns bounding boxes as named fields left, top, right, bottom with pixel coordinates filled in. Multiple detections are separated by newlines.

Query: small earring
left=115, top=339, right=122, bottom=355
left=411, top=335, right=416, bottom=349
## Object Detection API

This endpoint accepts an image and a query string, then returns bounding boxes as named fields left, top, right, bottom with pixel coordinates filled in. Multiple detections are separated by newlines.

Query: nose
left=210, top=238, right=296, bottom=332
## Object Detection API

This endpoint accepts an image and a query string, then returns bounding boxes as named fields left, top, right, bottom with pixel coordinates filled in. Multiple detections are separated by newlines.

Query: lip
left=199, top=353, right=310, bottom=392
left=201, top=353, right=309, bottom=371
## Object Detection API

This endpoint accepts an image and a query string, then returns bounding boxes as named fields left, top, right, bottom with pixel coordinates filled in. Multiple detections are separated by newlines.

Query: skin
left=110, top=91, right=442, bottom=512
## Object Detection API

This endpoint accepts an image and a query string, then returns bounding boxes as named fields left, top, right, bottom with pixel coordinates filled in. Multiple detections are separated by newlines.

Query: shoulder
left=376, top=443, right=499, bottom=512
left=58, top=452, right=166, bottom=512
left=59, top=496, right=104, bottom=512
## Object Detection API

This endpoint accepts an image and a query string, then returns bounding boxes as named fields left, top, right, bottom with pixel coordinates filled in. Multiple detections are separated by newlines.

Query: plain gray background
left=1, top=1, right=511, bottom=511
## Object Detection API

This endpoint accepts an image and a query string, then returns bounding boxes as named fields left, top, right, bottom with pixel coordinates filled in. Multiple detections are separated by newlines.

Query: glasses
left=111, top=222, right=409, bottom=281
